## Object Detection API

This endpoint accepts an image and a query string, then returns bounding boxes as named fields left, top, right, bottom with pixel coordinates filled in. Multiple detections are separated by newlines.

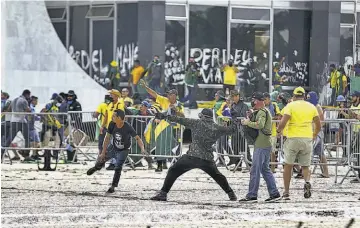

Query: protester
left=93, top=95, right=112, bottom=154
left=28, top=96, right=41, bottom=160
left=108, top=60, right=121, bottom=90
left=328, top=64, right=341, bottom=106
left=221, top=59, right=238, bottom=95
left=1, top=92, right=12, bottom=159
left=239, top=92, right=280, bottom=202
left=307, top=91, right=329, bottom=178
left=348, top=91, right=360, bottom=183
left=213, top=90, right=227, bottom=117
left=3, top=89, right=33, bottom=161
left=100, top=89, right=125, bottom=170
left=150, top=109, right=238, bottom=201
left=121, top=88, right=134, bottom=108
left=66, top=90, right=82, bottom=130
left=142, top=55, right=164, bottom=94
left=229, top=90, right=251, bottom=170
left=87, top=109, right=147, bottom=194
left=277, top=87, right=321, bottom=200
left=129, top=60, right=145, bottom=95
left=181, top=58, right=200, bottom=109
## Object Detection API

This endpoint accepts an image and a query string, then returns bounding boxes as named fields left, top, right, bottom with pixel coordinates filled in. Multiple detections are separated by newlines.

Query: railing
left=1, top=111, right=184, bottom=170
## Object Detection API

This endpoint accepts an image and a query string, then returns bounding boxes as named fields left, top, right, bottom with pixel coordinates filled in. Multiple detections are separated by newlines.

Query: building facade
left=45, top=0, right=360, bottom=104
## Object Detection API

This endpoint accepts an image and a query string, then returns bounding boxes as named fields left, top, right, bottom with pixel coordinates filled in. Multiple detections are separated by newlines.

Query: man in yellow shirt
left=221, top=60, right=238, bottom=95
left=93, top=95, right=112, bottom=153
left=277, top=87, right=321, bottom=200
left=328, top=64, right=341, bottom=106
left=121, top=88, right=134, bottom=108
left=100, top=89, right=125, bottom=170
left=129, top=60, right=144, bottom=95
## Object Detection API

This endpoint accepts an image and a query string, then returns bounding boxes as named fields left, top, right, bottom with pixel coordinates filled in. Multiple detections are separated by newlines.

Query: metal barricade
left=215, top=116, right=248, bottom=172
left=66, top=112, right=183, bottom=167
left=339, top=121, right=360, bottom=184
left=1, top=112, right=70, bottom=170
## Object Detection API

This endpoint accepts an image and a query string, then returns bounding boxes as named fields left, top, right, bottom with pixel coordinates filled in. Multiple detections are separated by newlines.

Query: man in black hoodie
left=150, top=108, right=238, bottom=201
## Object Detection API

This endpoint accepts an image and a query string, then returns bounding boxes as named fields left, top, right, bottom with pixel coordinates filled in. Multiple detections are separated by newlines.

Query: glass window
left=230, top=23, right=270, bottom=96
left=92, top=20, right=114, bottom=88
left=117, top=3, right=139, bottom=82
left=273, top=9, right=312, bottom=87
left=165, top=20, right=186, bottom=97
left=341, top=13, right=355, bottom=24
left=52, top=22, right=66, bottom=48
left=231, top=8, right=270, bottom=21
left=340, top=27, right=354, bottom=71
left=189, top=5, right=227, bottom=85
left=166, top=4, right=186, bottom=17
left=86, top=6, right=114, bottom=18
left=47, top=8, right=66, bottom=19
left=69, top=6, right=90, bottom=75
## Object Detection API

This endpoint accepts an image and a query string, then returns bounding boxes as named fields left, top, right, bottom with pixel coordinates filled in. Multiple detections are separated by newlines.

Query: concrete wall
left=1, top=1, right=106, bottom=111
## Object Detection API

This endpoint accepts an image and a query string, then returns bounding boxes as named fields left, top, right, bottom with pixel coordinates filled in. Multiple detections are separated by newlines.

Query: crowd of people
left=2, top=64, right=360, bottom=200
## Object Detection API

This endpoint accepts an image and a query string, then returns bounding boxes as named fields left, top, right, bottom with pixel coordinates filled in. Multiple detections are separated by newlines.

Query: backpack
left=242, top=108, right=271, bottom=145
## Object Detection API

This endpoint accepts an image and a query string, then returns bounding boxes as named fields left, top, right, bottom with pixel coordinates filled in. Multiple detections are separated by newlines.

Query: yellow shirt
left=156, top=95, right=184, bottom=129
left=105, top=100, right=125, bottom=128
left=330, top=71, right=340, bottom=88
left=222, top=66, right=238, bottom=85
left=280, top=108, right=289, bottom=137
left=131, top=66, right=145, bottom=84
left=336, top=75, right=347, bottom=92
left=96, top=102, right=108, bottom=125
left=282, top=100, right=319, bottom=138
left=124, top=97, right=134, bottom=106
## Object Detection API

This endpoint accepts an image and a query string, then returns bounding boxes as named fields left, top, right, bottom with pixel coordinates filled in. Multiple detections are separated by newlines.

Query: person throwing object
left=87, top=109, right=148, bottom=194
left=150, top=108, right=238, bottom=201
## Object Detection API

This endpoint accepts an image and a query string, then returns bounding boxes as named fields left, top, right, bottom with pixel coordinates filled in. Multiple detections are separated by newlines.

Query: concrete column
left=137, top=1, right=165, bottom=66
left=309, top=1, right=341, bottom=98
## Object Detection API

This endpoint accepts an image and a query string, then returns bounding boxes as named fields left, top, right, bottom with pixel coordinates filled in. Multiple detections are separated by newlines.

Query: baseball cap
left=293, top=87, right=305, bottom=96
left=336, top=95, right=346, bottom=102
left=252, top=92, right=264, bottom=101
left=351, top=91, right=360, bottom=97
left=215, top=90, right=225, bottom=99
left=167, top=89, right=178, bottom=96
left=50, top=93, right=59, bottom=100
left=230, top=90, right=240, bottom=97
left=108, top=89, right=121, bottom=97
left=141, top=100, right=151, bottom=108
left=113, top=109, right=125, bottom=119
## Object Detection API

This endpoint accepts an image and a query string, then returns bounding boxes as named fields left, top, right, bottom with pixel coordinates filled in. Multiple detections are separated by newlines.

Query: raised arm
left=167, top=115, right=197, bottom=128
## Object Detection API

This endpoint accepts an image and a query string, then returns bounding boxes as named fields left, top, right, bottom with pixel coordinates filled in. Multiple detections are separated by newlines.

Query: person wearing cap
left=107, top=60, right=121, bottom=90
left=139, top=79, right=184, bottom=117
left=100, top=89, right=125, bottom=170
left=66, top=90, right=82, bottom=130
left=93, top=95, right=113, bottom=154
left=121, top=88, right=134, bottom=108
left=277, top=87, right=321, bottom=200
left=221, top=59, right=239, bottom=95
left=306, top=91, right=329, bottom=178
left=348, top=91, right=360, bottom=183
left=239, top=92, right=280, bottom=202
left=213, top=90, right=227, bottom=117
left=150, top=108, right=239, bottom=202
left=87, top=109, right=147, bottom=194
left=228, top=90, right=251, bottom=170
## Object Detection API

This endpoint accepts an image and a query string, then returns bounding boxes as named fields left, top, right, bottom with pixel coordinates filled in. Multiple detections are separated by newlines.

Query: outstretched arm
left=167, top=115, right=197, bottom=128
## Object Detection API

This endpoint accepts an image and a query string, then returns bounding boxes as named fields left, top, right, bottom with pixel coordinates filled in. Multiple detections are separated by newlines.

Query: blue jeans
left=181, top=86, right=197, bottom=105
left=95, top=146, right=129, bottom=187
left=247, top=147, right=279, bottom=198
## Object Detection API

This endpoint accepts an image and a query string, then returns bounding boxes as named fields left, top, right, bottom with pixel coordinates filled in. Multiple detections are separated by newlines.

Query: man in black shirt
left=150, top=108, right=238, bottom=201
left=87, top=109, right=147, bottom=193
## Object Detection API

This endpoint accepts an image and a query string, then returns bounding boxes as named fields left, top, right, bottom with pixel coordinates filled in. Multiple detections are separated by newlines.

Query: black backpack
left=242, top=108, right=271, bottom=145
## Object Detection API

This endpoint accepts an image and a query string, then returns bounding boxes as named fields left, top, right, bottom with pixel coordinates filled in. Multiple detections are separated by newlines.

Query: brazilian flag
left=143, top=119, right=177, bottom=156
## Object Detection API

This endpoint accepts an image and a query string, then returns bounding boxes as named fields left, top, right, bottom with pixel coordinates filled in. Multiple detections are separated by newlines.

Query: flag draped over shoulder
left=143, top=119, right=177, bottom=156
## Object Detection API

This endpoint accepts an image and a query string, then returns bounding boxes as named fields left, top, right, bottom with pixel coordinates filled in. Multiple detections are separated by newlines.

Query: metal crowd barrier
left=1, top=111, right=184, bottom=170
left=215, top=114, right=360, bottom=184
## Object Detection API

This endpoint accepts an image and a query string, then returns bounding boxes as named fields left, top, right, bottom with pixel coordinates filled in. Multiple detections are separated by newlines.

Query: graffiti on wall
left=68, top=43, right=138, bottom=88
left=273, top=51, right=309, bottom=86
left=189, top=48, right=269, bottom=85
left=164, top=44, right=185, bottom=86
